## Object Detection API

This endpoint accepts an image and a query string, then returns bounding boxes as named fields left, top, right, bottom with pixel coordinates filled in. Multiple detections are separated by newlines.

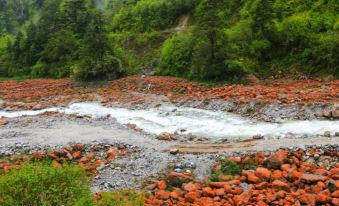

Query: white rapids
left=0, top=102, right=338, bottom=140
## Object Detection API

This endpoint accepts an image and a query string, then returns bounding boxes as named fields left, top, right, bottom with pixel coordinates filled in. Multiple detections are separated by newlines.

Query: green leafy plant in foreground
left=0, top=162, right=94, bottom=206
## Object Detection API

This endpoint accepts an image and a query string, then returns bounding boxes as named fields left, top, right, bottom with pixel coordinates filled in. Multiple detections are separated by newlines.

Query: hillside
left=0, top=0, right=338, bottom=81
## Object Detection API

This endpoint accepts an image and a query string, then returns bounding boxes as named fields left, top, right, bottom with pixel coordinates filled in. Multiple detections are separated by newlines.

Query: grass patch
left=210, top=157, right=258, bottom=182
left=0, top=162, right=94, bottom=206
left=95, top=190, right=145, bottom=206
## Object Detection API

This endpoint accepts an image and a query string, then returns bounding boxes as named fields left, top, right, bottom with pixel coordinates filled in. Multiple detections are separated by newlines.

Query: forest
left=0, top=0, right=338, bottom=81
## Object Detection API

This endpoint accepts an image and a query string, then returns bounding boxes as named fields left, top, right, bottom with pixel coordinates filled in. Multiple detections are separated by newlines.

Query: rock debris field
left=0, top=76, right=338, bottom=205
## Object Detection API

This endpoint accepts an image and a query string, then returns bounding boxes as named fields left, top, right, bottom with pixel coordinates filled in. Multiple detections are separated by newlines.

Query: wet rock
left=322, top=110, right=332, bottom=118
left=324, top=131, right=331, bottom=137
left=169, top=149, right=179, bottom=155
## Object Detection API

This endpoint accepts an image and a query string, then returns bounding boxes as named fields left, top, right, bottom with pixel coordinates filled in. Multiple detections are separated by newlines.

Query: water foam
left=1, top=102, right=338, bottom=139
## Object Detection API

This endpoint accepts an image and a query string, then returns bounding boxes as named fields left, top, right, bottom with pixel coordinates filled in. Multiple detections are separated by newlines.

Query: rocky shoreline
left=0, top=77, right=338, bottom=205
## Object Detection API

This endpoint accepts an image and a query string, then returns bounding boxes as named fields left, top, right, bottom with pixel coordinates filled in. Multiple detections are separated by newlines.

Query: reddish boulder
left=267, top=149, right=288, bottom=169
left=301, top=173, right=327, bottom=183
left=255, top=167, right=271, bottom=179
left=155, top=190, right=170, bottom=200
left=0, top=121, right=8, bottom=126
left=272, top=180, right=290, bottom=192
left=202, top=187, right=215, bottom=197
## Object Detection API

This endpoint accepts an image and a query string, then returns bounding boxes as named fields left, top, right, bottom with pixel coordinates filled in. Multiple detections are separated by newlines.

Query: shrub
left=159, top=32, right=193, bottom=77
left=0, top=162, right=94, bottom=206
left=73, top=53, right=122, bottom=81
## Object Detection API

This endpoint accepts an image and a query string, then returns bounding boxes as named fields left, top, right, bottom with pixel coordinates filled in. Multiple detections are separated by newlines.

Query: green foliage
left=0, top=0, right=338, bottom=81
left=0, top=162, right=94, bottom=206
left=209, top=160, right=240, bottom=182
left=160, top=32, right=193, bottom=77
left=112, top=0, right=198, bottom=32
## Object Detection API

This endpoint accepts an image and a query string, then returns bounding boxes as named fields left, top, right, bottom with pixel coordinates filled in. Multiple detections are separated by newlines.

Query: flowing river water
left=0, top=102, right=338, bottom=140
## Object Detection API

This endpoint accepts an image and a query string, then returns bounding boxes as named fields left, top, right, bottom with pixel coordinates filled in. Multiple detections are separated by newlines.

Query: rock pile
left=145, top=146, right=339, bottom=206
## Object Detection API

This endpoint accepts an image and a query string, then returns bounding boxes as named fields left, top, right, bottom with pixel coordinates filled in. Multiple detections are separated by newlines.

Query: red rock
left=52, top=161, right=60, bottom=169
left=333, top=190, right=339, bottom=198
left=248, top=173, right=260, bottom=183
left=210, top=182, right=228, bottom=188
left=298, top=193, right=316, bottom=205
left=202, top=187, right=215, bottom=197
left=314, top=168, right=329, bottom=176
left=65, top=145, right=73, bottom=152
left=223, top=184, right=232, bottom=193
left=185, top=191, right=200, bottom=203
left=281, top=164, right=291, bottom=172
left=272, top=180, right=290, bottom=192
left=230, top=187, right=243, bottom=195
left=268, top=149, right=288, bottom=169
left=157, top=180, right=167, bottom=190
left=92, top=145, right=100, bottom=151
left=87, top=152, right=95, bottom=159
left=316, top=194, right=331, bottom=203
left=183, top=182, right=200, bottom=192
left=55, top=149, right=68, bottom=157
left=72, top=151, right=82, bottom=159
left=331, top=168, right=339, bottom=175
left=106, top=149, right=117, bottom=160
left=0, top=121, right=8, bottom=126
left=155, top=190, right=170, bottom=200
left=312, top=182, right=325, bottom=193
left=218, top=174, right=233, bottom=181
left=228, top=157, right=241, bottom=163
left=301, top=173, right=327, bottom=182
left=146, top=183, right=157, bottom=190
left=73, top=143, right=85, bottom=150
left=255, top=182, right=268, bottom=189
left=79, top=157, right=89, bottom=163
left=257, top=200, right=268, bottom=206
left=255, top=167, right=271, bottom=179
left=167, top=172, right=192, bottom=184
left=332, top=198, right=339, bottom=205
left=47, top=153, right=57, bottom=159
left=271, top=170, right=284, bottom=180
left=31, top=152, right=45, bottom=159
left=234, top=192, right=251, bottom=205
left=157, top=132, right=176, bottom=141
left=215, top=188, right=225, bottom=196
left=170, top=189, right=182, bottom=199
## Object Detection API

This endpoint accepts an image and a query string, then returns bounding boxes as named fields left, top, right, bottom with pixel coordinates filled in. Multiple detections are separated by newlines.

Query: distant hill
left=0, top=0, right=338, bottom=81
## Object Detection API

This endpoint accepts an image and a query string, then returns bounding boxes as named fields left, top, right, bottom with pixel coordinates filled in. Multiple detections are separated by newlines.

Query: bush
left=0, top=162, right=94, bottom=206
left=159, top=32, right=193, bottom=77
left=112, top=0, right=198, bottom=32
left=73, top=53, right=122, bottom=81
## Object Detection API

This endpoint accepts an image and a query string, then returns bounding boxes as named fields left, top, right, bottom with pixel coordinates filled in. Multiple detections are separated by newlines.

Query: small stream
left=0, top=102, right=338, bottom=140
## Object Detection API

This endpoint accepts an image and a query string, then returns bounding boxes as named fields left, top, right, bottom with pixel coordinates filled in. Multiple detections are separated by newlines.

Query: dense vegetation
left=0, top=162, right=146, bottom=205
left=0, top=0, right=338, bottom=81
left=0, top=162, right=94, bottom=206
